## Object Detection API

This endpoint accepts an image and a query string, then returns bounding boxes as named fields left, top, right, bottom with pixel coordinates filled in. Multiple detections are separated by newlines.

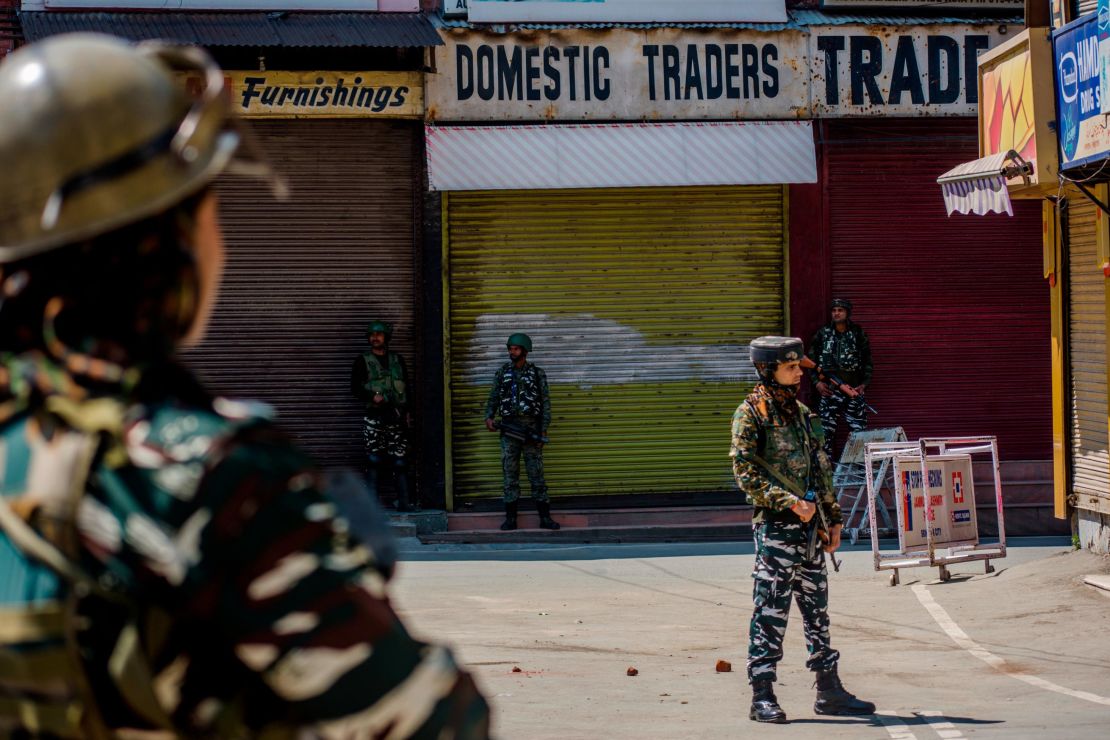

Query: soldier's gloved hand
left=791, top=498, right=816, bottom=522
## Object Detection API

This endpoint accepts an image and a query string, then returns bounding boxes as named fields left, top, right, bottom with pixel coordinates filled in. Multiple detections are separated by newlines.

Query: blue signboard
left=1055, top=13, right=1110, bottom=170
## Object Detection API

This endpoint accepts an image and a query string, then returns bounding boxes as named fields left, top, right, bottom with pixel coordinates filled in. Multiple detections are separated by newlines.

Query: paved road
left=391, top=538, right=1110, bottom=739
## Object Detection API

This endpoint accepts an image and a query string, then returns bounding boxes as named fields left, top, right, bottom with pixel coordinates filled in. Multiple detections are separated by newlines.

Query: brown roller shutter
left=182, top=119, right=418, bottom=470
left=1066, top=197, right=1110, bottom=513
left=824, top=119, right=1050, bottom=461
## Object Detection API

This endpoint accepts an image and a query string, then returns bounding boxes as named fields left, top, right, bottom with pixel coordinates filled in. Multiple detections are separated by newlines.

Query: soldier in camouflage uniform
left=807, top=297, right=873, bottom=458
left=0, top=35, right=488, bottom=738
left=484, top=333, right=559, bottom=531
left=731, top=336, right=874, bottom=723
left=351, top=319, right=415, bottom=511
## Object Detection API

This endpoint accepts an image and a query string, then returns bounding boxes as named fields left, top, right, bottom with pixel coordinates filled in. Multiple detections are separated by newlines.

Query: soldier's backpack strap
left=0, top=415, right=114, bottom=739
left=748, top=453, right=807, bottom=500
left=0, top=403, right=181, bottom=739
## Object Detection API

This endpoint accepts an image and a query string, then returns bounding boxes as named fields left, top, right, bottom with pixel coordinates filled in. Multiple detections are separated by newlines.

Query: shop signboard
left=427, top=25, right=1006, bottom=121
left=894, top=455, right=979, bottom=550
left=1055, top=13, right=1110, bottom=170
left=182, top=70, right=424, bottom=118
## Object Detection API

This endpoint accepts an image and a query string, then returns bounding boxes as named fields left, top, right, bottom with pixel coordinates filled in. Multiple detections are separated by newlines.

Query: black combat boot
left=537, top=501, right=561, bottom=530
left=500, top=502, right=518, bottom=531
left=749, top=679, right=787, bottom=723
left=813, top=667, right=876, bottom=716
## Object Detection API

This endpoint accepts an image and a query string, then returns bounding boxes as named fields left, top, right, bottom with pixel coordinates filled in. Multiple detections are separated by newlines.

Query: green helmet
left=506, top=332, right=532, bottom=352
left=367, top=320, right=393, bottom=338
left=0, top=34, right=243, bottom=262
left=749, top=336, right=804, bottom=367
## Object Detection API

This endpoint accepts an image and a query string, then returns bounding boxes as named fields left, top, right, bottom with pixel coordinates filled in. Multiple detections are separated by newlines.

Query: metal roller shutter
left=446, top=186, right=785, bottom=499
left=182, top=119, right=417, bottom=469
left=1067, top=197, right=1110, bottom=512
left=825, top=119, right=1050, bottom=461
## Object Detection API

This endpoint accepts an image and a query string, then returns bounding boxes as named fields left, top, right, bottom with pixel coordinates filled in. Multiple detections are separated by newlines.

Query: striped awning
left=425, top=121, right=816, bottom=191
left=937, top=150, right=1031, bottom=217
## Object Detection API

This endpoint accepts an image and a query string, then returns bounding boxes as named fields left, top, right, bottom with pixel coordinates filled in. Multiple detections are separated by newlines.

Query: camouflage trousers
left=500, top=430, right=547, bottom=504
left=363, top=416, right=408, bottom=458
left=748, top=521, right=840, bottom=682
left=817, top=393, right=868, bottom=456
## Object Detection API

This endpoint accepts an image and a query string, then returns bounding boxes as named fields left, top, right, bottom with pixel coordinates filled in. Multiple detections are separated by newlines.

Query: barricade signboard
left=894, top=454, right=978, bottom=549
left=865, top=436, right=1005, bottom=586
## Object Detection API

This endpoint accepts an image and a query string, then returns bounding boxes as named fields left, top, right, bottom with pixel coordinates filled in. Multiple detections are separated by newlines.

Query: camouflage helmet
left=749, top=336, right=805, bottom=368
left=367, top=320, right=393, bottom=338
left=831, top=297, right=853, bottom=313
left=506, top=332, right=533, bottom=352
left=0, top=34, right=246, bottom=262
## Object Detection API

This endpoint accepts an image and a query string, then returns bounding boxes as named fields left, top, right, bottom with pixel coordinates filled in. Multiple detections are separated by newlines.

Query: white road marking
left=912, top=584, right=1110, bottom=707
left=876, top=710, right=918, bottom=740
left=917, top=710, right=966, bottom=739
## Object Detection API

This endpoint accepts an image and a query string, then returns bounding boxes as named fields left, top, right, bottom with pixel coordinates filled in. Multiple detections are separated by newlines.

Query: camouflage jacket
left=730, top=385, right=842, bottom=526
left=484, top=361, right=551, bottom=431
left=351, top=350, right=408, bottom=415
left=807, top=322, right=872, bottom=387
left=0, top=355, right=488, bottom=739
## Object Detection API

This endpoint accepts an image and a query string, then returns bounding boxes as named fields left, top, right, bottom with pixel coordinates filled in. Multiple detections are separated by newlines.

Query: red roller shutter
left=181, top=119, right=418, bottom=470
left=823, top=119, right=1050, bottom=461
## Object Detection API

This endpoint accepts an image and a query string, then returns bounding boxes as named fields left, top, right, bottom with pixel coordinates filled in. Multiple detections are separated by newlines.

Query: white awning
left=937, top=150, right=1032, bottom=217
left=425, top=121, right=817, bottom=191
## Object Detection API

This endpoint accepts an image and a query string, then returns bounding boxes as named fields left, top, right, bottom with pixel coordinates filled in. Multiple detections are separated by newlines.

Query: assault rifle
left=799, top=357, right=877, bottom=415
left=751, top=453, right=841, bottom=574
left=802, top=490, right=841, bottom=573
left=495, top=420, right=548, bottom=445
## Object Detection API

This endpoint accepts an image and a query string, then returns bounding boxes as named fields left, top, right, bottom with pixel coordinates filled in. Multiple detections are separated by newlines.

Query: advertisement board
left=1055, top=13, right=1110, bottom=170
left=894, top=455, right=978, bottom=549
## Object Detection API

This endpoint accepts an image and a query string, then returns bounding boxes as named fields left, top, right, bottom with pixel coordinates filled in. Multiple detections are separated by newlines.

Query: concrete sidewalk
left=391, top=538, right=1110, bottom=739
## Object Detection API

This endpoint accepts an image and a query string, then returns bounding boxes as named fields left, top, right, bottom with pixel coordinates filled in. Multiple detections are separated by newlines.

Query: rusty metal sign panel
left=427, top=25, right=1008, bottom=121
left=811, top=24, right=1002, bottom=116
left=820, top=1, right=1020, bottom=9
left=185, top=70, right=424, bottom=118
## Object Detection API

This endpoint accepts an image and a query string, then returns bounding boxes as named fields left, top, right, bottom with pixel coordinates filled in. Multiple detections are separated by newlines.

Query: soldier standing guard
left=485, top=333, right=560, bottom=531
left=731, top=336, right=874, bottom=724
left=0, top=34, right=488, bottom=737
left=807, top=297, right=873, bottom=457
left=351, top=319, right=414, bottom=511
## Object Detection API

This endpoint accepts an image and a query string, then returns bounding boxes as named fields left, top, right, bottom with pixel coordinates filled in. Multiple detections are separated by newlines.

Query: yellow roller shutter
left=1068, top=197, right=1110, bottom=514
left=446, top=185, right=786, bottom=499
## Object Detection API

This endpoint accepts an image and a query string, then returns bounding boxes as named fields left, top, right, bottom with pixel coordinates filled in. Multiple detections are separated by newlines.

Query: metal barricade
left=865, top=436, right=1007, bottom=586
left=832, top=427, right=905, bottom=545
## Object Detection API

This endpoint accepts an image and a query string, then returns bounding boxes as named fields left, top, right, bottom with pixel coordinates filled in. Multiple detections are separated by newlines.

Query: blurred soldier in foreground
left=0, top=34, right=488, bottom=738
left=807, top=297, right=873, bottom=457
left=484, top=333, right=559, bottom=531
left=352, top=319, right=415, bottom=511
left=730, top=337, right=874, bottom=724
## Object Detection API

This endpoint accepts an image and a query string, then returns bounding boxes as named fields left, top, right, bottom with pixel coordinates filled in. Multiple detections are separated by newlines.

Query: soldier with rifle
left=485, top=333, right=560, bottom=530
left=807, top=297, right=873, bottom=457
left=731, top=336, right=875, bottom=724
left=0, top=34, right=488, bottom=738
left=351, top=319, right=415, bottom=511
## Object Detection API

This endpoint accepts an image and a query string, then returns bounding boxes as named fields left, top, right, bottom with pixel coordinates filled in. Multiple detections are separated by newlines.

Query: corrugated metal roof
left=18, top=11, right=444, bottom=48
left=434, top=9, right=1022, bottom=32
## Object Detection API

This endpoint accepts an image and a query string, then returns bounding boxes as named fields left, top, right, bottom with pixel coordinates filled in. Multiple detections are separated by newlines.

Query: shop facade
left=18, top=8, right=441, bottom=479
left=426, top=10, right=1054, bottom=525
